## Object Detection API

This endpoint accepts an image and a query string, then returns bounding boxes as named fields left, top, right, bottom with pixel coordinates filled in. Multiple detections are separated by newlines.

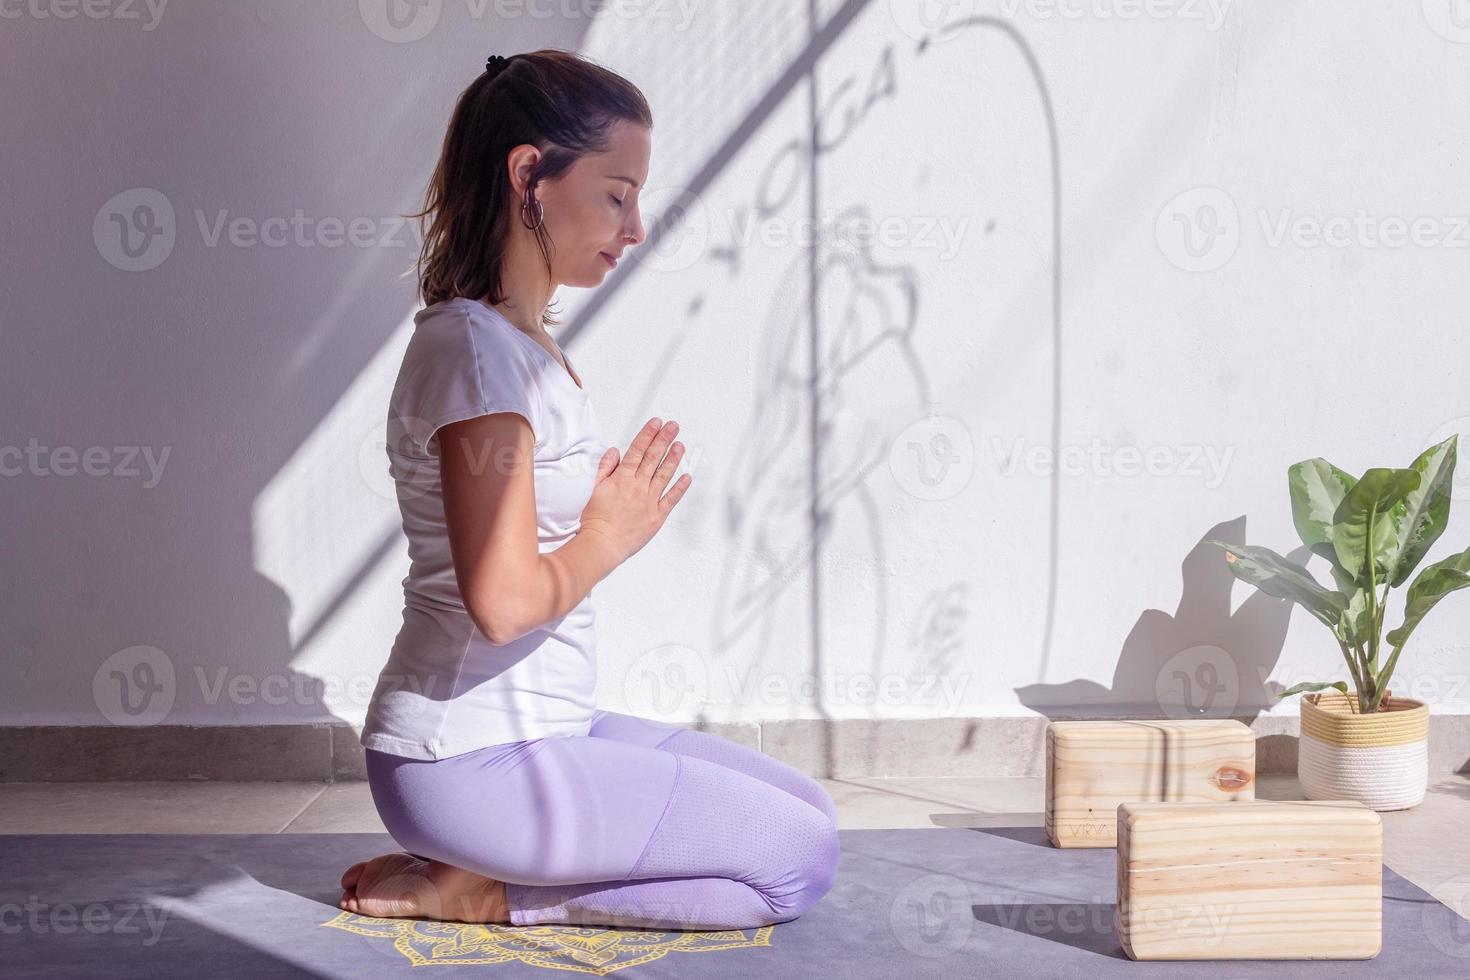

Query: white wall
left=3, top=1, right=1468, bottom=733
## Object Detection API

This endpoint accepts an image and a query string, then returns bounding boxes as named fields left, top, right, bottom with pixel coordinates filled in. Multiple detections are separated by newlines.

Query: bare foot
left=338, top=852, right=510, bottom=923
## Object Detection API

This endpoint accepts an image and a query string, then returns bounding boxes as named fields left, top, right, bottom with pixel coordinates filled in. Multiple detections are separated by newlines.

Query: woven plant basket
left=1298, top=690, right=1429, bottom=811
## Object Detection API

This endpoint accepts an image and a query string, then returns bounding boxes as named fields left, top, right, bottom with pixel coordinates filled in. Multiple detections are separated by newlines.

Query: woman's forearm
left=495, top=528, right=624, bottom=644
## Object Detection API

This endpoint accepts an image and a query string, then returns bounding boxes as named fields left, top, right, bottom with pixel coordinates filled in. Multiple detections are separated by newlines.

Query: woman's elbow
left=468, top=597, right=529, bottom=646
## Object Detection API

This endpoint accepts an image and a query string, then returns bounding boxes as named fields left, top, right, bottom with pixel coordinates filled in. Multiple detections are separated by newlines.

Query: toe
left=341, top=860, right=366, bottom=889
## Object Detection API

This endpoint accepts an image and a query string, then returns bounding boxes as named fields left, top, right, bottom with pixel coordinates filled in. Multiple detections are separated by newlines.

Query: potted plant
left=1204, top=434, right=1470, bottom=810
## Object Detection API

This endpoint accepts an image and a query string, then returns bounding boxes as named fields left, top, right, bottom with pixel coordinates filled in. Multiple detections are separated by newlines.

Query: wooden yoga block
left=1045, top=719, right=1254, bottom=848
left=1116, top=799, right=1382, bottom=960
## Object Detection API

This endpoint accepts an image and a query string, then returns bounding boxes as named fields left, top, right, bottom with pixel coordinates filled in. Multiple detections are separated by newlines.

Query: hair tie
left=485, top=54, right=509, bottom=74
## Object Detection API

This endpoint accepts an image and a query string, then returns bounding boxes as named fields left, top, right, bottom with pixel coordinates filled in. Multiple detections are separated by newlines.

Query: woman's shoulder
left=410, top=297, right=538, bottom=365
left=414, top=295, right=499, bottom=333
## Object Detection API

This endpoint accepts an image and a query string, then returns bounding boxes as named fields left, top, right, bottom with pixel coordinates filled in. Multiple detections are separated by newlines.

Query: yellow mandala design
left=321, top=911, right=776, bottom=974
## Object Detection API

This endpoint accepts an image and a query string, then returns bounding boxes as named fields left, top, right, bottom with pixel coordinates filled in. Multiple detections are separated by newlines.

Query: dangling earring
left=520, top=191, right=544, bottom=230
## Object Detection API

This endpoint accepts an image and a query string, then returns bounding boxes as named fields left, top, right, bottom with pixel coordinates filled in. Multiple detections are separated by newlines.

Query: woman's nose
left=624, top=208, right=646, bottom=246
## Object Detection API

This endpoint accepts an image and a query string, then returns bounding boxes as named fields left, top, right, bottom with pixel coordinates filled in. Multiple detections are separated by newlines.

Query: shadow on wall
left=4, top=4, right=1076, bottom=774
left=0, top=8, right=595, bottom=735
left=1015, top=515, right=1304, bottom=726
left=572, top=9, right=1065, bottom=783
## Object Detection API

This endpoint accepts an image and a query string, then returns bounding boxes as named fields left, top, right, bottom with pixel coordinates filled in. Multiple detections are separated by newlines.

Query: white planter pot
left=1297, top=691, right=1429, bottom=811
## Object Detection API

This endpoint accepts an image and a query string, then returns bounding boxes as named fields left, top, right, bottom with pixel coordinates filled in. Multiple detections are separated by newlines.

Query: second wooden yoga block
left=1045, top=719, right=1255, bottom=847
left=1115, top=800, right=1383, bottom=960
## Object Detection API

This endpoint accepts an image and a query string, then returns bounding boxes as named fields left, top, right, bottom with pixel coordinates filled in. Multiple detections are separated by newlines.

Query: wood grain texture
left=1116, top=800, right=1382, bottom=960
left=1045, top=720, right=1255, bottom=848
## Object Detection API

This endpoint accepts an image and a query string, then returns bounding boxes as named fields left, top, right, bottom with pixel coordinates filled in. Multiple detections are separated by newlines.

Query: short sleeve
left=388, top=305, right=544, bottom=459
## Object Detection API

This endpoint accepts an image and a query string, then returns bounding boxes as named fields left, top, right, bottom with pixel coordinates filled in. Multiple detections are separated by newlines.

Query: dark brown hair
left=404, top=48, right=653, bottom=328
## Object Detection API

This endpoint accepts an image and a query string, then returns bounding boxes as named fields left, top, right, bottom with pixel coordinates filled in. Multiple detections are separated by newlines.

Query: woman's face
left=532, top=119, right=650, bottom=288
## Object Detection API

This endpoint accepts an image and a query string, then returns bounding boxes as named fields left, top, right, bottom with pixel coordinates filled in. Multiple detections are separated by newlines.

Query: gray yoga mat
left=2, top=828, right=1467, bottom=977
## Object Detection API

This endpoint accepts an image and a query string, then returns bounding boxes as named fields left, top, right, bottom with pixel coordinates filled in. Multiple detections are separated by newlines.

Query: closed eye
left=610, top=194, right=624, bottom=207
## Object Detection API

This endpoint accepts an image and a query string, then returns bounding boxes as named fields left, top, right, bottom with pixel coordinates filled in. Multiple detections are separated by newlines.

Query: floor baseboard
left=4, top=713, right=1466, bottom=781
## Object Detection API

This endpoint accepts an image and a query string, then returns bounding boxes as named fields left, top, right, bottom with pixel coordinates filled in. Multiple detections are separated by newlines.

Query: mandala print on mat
left=322, top=913, right=776, bottom=974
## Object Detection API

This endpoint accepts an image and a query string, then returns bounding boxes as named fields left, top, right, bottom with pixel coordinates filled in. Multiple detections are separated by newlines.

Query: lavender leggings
left=364, top=709, right=840, bottom=931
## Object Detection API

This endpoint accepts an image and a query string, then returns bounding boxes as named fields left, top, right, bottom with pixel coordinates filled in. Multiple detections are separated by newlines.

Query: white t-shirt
left=360, top=296, right=607, bottom=760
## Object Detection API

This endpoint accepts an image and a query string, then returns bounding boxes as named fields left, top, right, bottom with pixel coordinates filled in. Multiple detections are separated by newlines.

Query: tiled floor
left=4, top=774, right=1468, bottom=924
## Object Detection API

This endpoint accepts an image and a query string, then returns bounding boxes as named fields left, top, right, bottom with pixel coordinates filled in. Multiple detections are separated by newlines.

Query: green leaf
left=1203, top=539, right=1349, bottom=631
left=1335, top=583, right=1372, bottom=649
left=1331, top=467, right=1422, bottom=584
left=1274, top=680, right=1350, bottom=701
left=1385, top=545, right=1470, bottom=648
left=1290, top=459, right=1358, bottom=566
left=1383, top=435, right=1458, bottom=588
